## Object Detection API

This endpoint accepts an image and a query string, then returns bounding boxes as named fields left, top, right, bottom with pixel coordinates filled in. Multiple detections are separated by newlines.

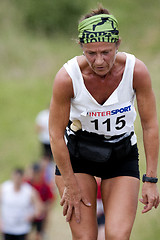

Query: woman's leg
left=56, top=173, right=98, bottom=240
left=101, top=176, right=140, bottom=240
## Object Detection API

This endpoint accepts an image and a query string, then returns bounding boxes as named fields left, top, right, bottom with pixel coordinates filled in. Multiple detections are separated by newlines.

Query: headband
left=78, top=14, right=119, bottom=44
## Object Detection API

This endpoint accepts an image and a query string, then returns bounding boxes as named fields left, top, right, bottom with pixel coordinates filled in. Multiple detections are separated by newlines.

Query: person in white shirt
left=0, top=168, right=43, bottom=240
left=49, top=6, right=159, bottom=240
left=36, top=109, right=52, bottom=159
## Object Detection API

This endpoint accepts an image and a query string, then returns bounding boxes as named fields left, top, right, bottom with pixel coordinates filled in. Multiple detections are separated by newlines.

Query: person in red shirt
left=26, top=163, right=54, bottom=240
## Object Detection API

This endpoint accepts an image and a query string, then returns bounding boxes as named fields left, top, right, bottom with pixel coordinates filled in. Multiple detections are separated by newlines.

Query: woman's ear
left=78, top=41, right=83, bottom=48
left=116, top=38, right=121, bottom=49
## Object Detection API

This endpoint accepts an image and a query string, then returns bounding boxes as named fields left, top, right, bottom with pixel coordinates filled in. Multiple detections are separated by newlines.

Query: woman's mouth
left=95, top=66, right=105, bottom=70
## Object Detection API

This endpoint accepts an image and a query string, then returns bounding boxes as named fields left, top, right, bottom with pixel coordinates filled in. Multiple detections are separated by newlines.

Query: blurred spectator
left=26, top=163, right=55, bottom=240
left=0, top=168, right=43, bottom=240
left=35, top=108, right=56, bottom=193
left=35, top=108, right=52, bottom=159
left=40, top=156, right=55, bottom=193
left=96, top=178, right=105, bottom=240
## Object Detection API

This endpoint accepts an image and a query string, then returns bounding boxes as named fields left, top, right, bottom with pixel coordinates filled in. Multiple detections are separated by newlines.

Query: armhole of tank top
left=123, top=53, right=137, bottom=145
left=123, top=52, right=136, bottom=94
left=63, top=57, right=80, bottom=99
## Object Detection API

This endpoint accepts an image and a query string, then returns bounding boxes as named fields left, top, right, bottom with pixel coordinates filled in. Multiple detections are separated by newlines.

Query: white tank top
left=64, top=52, right=137, bottom=145
left=1, top=181, right=34, bottom=235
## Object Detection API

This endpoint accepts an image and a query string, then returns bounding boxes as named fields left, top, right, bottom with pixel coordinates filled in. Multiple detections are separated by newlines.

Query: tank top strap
left=63, top=57, right=83, bottom=98
left=122, top=52, right=136, bottom=92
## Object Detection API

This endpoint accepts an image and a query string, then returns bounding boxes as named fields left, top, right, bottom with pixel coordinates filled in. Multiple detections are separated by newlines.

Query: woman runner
left=49, top=6, right=159, bottom=240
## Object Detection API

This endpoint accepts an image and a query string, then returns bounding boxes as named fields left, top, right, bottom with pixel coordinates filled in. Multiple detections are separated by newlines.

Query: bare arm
left=49, top=67, right=74, bottom=182
left=30, top=189, right=44, bottom=220
left=134, top=59, right=159, bottom=213
left=49, top=67, right=91, bottom=223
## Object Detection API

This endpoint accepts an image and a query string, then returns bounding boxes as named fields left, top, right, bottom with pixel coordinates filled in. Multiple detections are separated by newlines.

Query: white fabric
left=1, top=181, right=34, bottom=235
left=64, top=52, right=137, bottom=145
left=97, top=199, right=104, bottom=216
left=35, top=109, right=50, bottom=144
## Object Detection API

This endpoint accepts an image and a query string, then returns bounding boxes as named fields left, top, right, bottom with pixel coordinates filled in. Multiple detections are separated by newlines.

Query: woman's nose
left=95, top=54, right=104, bottom=65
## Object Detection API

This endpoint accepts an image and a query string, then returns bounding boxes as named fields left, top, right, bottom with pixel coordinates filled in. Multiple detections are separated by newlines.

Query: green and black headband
left=78, top=14, right=119, bottom=43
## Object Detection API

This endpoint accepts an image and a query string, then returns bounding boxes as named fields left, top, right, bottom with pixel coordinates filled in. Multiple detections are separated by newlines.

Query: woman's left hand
left=139, top=182, right=159, bottom=213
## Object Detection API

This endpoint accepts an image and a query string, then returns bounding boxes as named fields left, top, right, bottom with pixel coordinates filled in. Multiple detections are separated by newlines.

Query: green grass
left=0, top=0, right=160, bottom=239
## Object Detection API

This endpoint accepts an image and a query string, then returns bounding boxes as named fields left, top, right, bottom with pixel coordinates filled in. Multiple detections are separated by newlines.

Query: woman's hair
left=13, top=168, right=24, bottom=176
left=79, top=6, right=111, bottom=23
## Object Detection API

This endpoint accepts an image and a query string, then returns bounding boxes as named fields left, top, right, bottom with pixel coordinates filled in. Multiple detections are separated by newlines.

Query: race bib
left=80, top=101, right=136, bottom=136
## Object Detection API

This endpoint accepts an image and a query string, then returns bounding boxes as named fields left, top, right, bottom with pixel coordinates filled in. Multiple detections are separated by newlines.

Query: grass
left=0, top=0, right=160, bottom=239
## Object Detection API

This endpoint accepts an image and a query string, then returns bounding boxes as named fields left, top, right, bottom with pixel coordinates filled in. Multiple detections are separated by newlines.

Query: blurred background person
left=35, top=108, right=56, bottom=195
left=40, top=156, right=56, bottom=194
left=26, top=163, right=55, bottom=240
left=96, top=178, right=105, bottom=240
left=35, top=108, right=53, bottom=159
left=0, top=168, right=43, bottom=240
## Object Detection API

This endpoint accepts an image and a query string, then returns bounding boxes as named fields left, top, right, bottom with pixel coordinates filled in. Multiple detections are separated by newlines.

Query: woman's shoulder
left=117, top=52, right=126, bottom=60
left=53, top=64, right=74, bottom=98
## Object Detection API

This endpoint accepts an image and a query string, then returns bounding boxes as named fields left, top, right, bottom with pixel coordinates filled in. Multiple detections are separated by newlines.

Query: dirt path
left=46, top=200, right=71, bottom=240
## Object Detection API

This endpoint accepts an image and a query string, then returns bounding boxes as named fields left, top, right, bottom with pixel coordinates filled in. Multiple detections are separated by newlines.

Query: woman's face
left=82, top=41, right=119, bottom=77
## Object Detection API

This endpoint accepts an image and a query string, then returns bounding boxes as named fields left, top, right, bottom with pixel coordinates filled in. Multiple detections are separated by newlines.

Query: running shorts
left=55, top=143, right=140, bottom=180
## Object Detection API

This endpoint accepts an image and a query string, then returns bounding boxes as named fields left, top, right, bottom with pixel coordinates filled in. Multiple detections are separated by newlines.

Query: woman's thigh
left=56, top=173, right=98, bottom=240
left=101, top=176, right=140, bottom=240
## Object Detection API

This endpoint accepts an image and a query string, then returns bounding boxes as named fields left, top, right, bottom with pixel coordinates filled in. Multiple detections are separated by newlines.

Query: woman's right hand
left=60, top=184, right=91, bottom=223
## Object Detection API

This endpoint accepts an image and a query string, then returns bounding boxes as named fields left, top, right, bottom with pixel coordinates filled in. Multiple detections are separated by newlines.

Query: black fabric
left=97, top=214, right=105, bottom=226
left=3, top=234, right=27, bottom=240
left=65, top=130, right=133, bottom=163
left=78, top=138, right=112, bottom=162
left=55, top=143, right=140, bottom=180
left=42, top=143, right=53, bottom=158
left=32, top=219, right=44, bottom=233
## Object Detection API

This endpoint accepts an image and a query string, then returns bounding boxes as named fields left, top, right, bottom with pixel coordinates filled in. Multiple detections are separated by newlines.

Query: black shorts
left=55, top=144, right=140, bottom=180
left=42, top=143, right=53, bottom=158
left=32, top=219, right=44, bottom=233
left=97, top=214, right=105, bottom=226
left=3, top=234, right=27, bottom=240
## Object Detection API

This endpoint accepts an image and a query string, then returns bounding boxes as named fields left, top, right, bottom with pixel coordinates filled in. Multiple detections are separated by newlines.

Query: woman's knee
left=72, top=230, right=98, bottom=240
left=106, top=226, right=131, bottom=240
left=70, top=214, right=98, bottom=240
